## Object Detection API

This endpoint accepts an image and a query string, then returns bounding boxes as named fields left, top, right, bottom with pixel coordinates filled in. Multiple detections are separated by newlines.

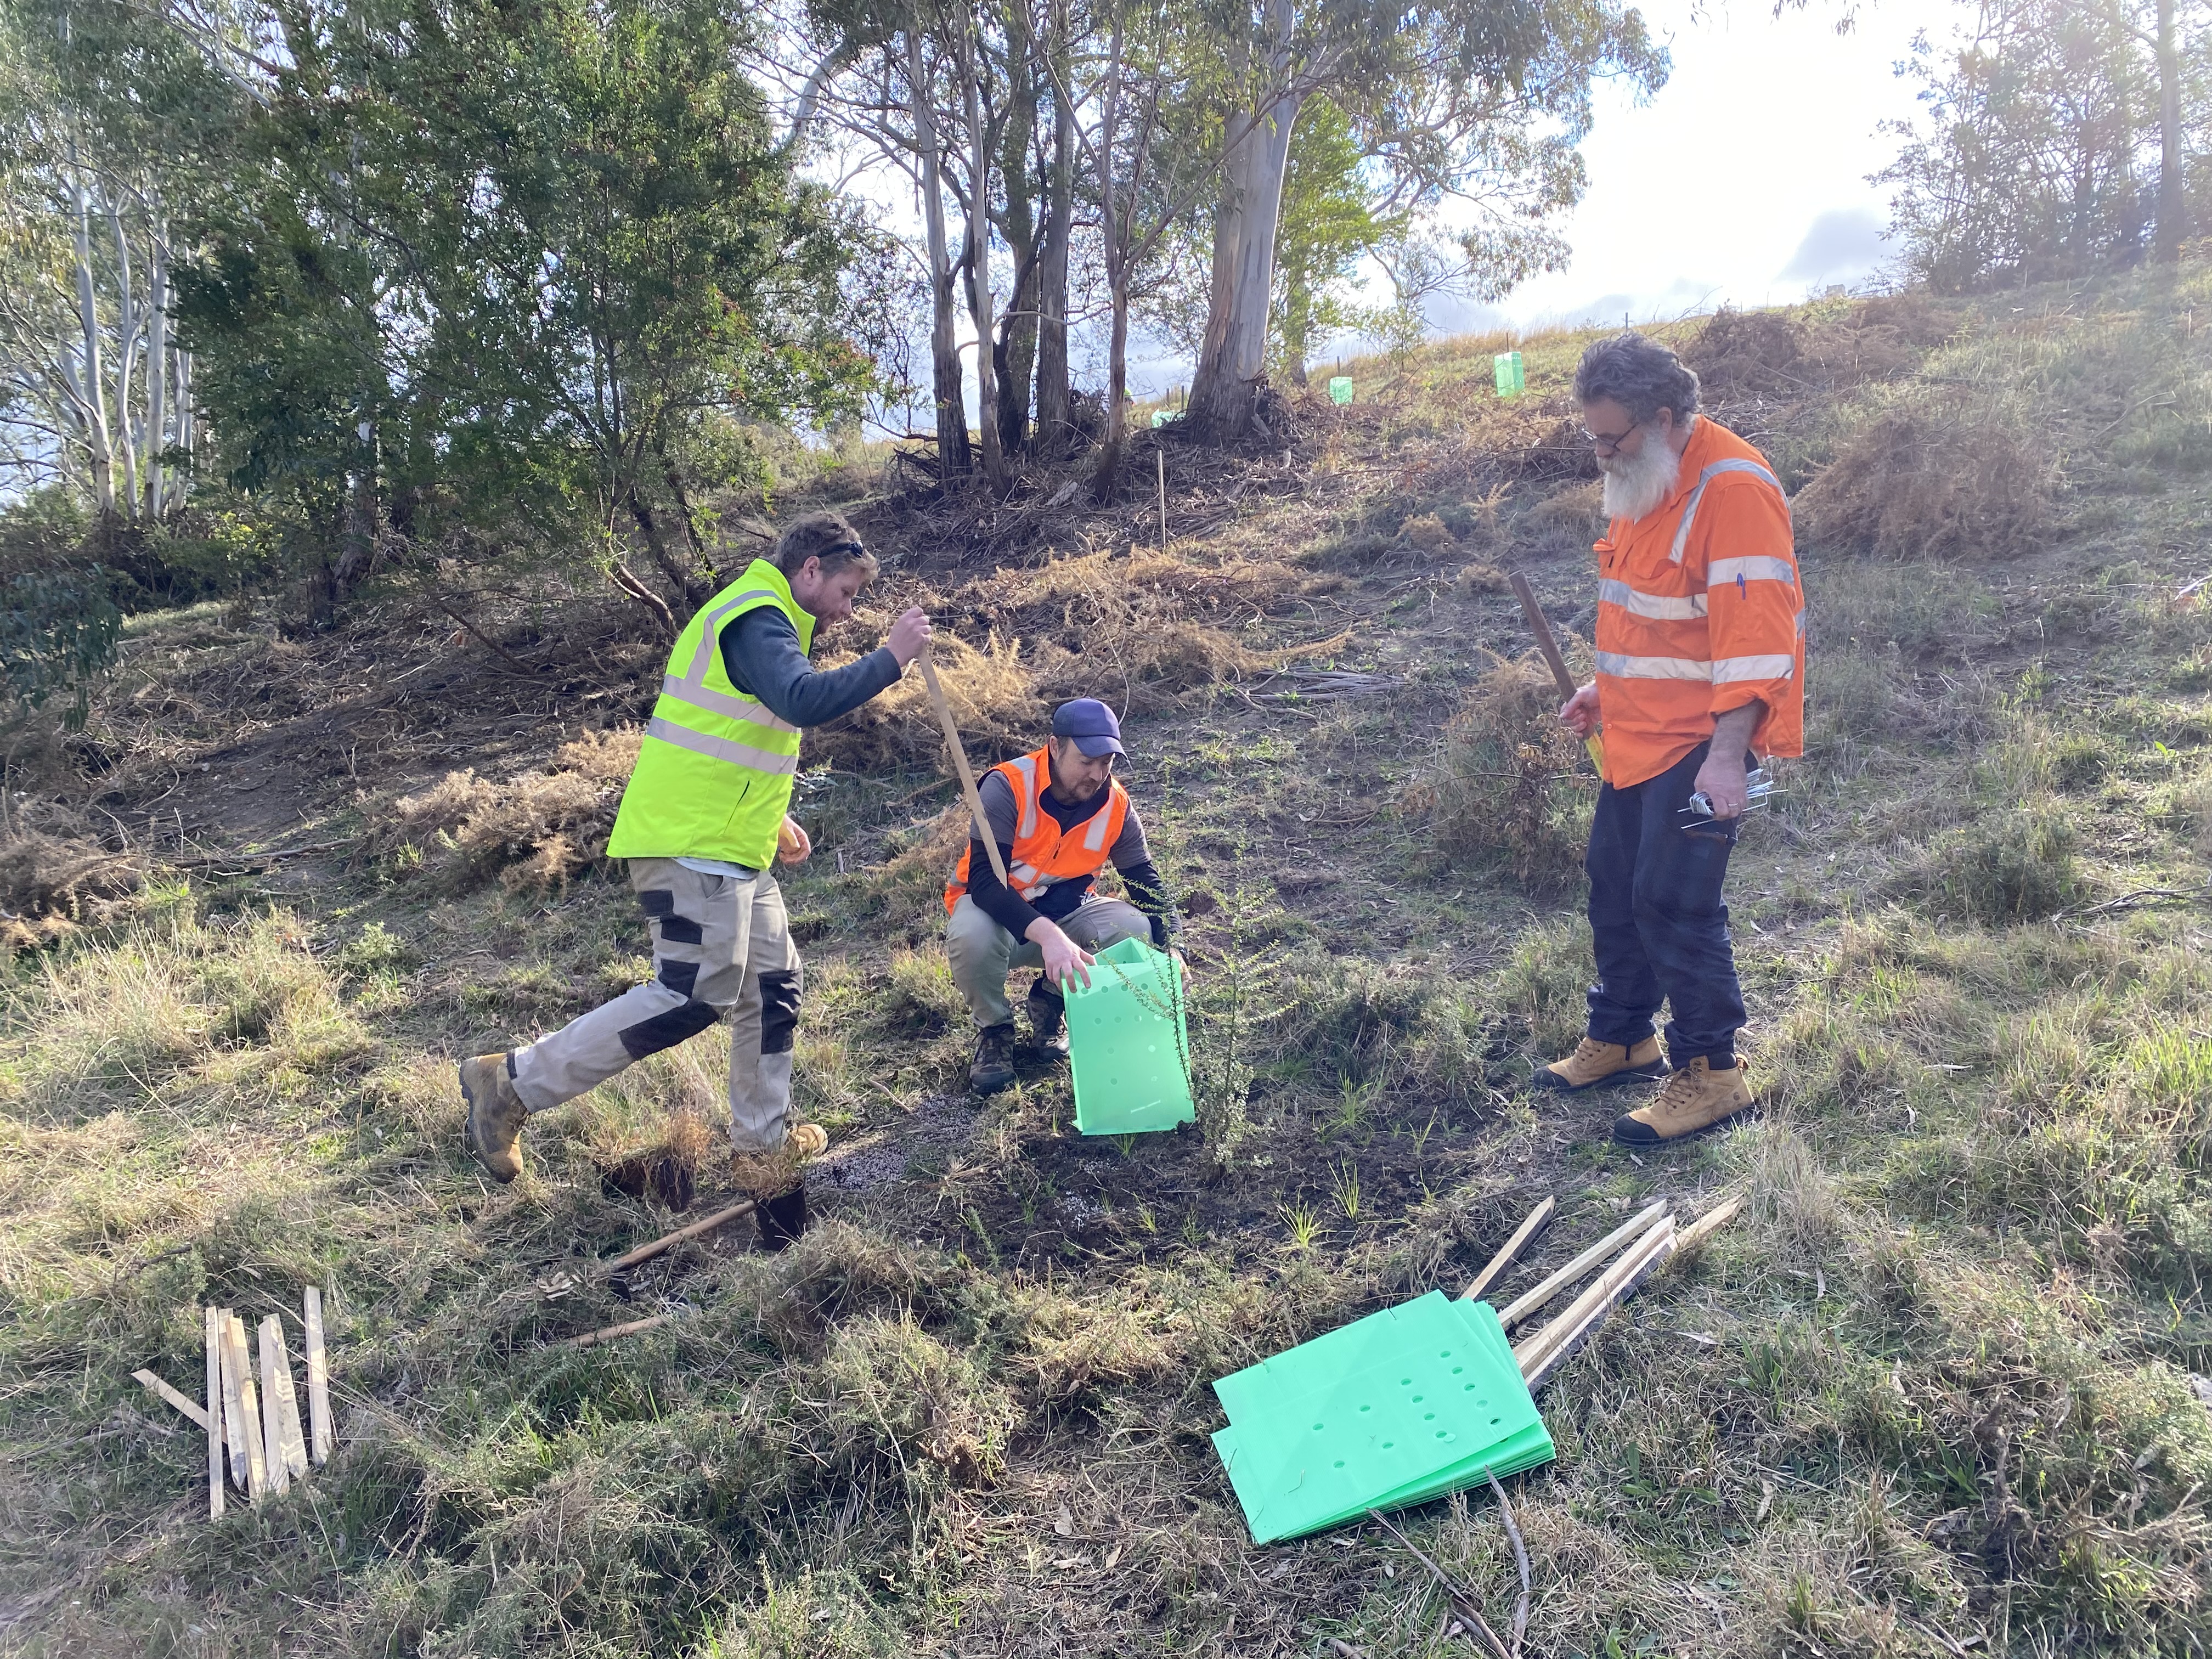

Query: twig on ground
left=1487, top=1471, right=1531, bottom=1659
left=596, top=1199, right=757, bottom=1278
left=1365, top=1509, right=1511, bottom=1659
left=556, top=1313, right=673, bottom=1350
left=2054, top=885, right=2209, bottom=921
left=435, top=597, right=540, bottom=675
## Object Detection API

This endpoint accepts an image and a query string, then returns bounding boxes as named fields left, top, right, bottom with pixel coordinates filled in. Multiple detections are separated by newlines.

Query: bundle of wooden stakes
left=132, top=1287, right=336, bottom=1519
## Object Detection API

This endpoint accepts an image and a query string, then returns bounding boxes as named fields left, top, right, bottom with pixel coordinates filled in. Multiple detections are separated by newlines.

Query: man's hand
left=1026, top=917, right=1094, bottom=991
left=1691, top=750, right=1749, bottom=819
left=1694, top=702, right=1764, bottom=819
left=1559, top=681, right=1600, bottom=736
left=776, top=815, right=812, bottom=865
left=887, top=607, right=933, bottom=667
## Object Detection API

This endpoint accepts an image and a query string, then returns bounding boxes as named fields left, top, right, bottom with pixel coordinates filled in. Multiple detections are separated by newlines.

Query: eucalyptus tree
left=1180, top=0, right=1664, bottom=443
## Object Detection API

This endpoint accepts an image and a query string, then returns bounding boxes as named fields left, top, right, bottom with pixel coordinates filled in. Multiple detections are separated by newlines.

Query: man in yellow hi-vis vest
left=458, top=511, right=929, bottom=1246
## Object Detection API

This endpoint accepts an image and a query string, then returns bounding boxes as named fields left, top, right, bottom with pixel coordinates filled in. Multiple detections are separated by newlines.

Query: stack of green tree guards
left=1065, top=936, right=1195, bottom=1135
left=1210, top=1292, right=1553, bottom=1543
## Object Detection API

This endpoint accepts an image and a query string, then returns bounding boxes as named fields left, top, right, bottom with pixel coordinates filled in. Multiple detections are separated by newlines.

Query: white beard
left=1600, top=433, right=1685, bottom=522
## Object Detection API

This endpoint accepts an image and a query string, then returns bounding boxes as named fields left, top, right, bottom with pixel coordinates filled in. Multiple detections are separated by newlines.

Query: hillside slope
left=4, top=261, right=2212, bottom=1658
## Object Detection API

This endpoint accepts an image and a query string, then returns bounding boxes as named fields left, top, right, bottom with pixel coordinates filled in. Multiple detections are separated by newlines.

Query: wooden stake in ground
left=259, top=1315, right=310, bottom=1481
left=1509, top=569, right=1605, bottom=775
left=204, top=1307, right=224, bottom=1520
left=214, top=1307, right=250, bottom=1492
left=1460, top=1196, right=1556, bottom=1304
left=303, top=1286, right=333, bottom=1466
left=1497, top=1201, right=1666, bottom=1330
left=225, top=1312, right=268, bottom=1501
left=917, top=645, right=1009, bottom=886
left=1156, top=448, right=1167, bottom=551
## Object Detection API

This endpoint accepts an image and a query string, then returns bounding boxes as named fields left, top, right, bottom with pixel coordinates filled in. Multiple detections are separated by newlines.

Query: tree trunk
left=172, top=349, right=193, bottom=514
left=995, top=22, right=1039, bottom=458
left=1184, top=88, right=1300, bottom=442
left=67, top=158, right=115, bottom=516
left=2153, top=0, right=2186, bottom=263
left=909, top=30, right=971, bottom=479
left=106, top=200, right=142, bottom=518
left=1092, top=275, right=1130, bottom=499
left=1034, top=54, right=1075, bottom=451
left=335, top=417, right=380, bottom=600
left=145, top=222, right=168, bottom=520
left=1089, top=15, right=1128, bottom=500
left=960, top=25, right=1008, bottom=493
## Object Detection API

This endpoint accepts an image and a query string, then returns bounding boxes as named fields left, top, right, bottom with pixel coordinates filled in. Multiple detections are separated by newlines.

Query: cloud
left=1779, top=206, right=1887, bottom=284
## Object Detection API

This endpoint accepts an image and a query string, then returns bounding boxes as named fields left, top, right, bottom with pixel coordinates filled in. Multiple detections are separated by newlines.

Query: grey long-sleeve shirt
left=718, top=607, right=901, bottom=727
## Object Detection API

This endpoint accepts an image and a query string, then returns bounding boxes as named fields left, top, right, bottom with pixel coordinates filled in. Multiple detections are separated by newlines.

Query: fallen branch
left=1366, top=1508, right=1511, bottom=1659
left=2055, top=885, right=2209, bottom=921
left=556, top=1313, right=673, bottom=1351
left=1461, top=1197, right=1556, bottom=1304
left=599, top=1198, right=757, bottom=1277
left=435, top=596, right=540, bottom=675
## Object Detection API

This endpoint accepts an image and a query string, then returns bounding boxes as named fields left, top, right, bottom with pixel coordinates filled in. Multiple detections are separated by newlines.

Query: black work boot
left=1026, top=979, right=1069, bottom=1059
left=969, top=1023, right=1018, bottom=1095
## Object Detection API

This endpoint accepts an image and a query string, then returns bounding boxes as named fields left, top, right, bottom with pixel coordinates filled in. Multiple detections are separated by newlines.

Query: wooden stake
left=215, top=1308, right=249, bottom=1491
left=1460, top=1196, right=1557, bottom=1304
left=1508, top=569, right=1605, bottom=774
left=304, top=1286, right=333, bottom=1466
left=132, top=1368, right=209, bottom=1430
left=917, top=645, right=1009, bottom=886
left=226, top=1312, right=268, bottom=1501
left=260, top=1316, right=309, bottom=1481
left=600, top=1198, right=758, bottom=1277
left=1514, top=1217, right=1678, bottom=1390
left=1156, top=448, right=1167, bottom=551
left=205, top=1307, right=224, bottom=1521
left=1669, top=1195, right=1743, bottom=1260
left=256, top=1318, right=290, bottom=1494
left=1496, top=1201, right=1667, bottom=1330
left=556, top=1313, right=673, bottom=1351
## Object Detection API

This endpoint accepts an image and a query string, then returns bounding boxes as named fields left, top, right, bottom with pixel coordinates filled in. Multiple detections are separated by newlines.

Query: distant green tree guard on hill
left=173, top=0, right=893, bottom=624
left=1880, top=0, right=2209, bottom=291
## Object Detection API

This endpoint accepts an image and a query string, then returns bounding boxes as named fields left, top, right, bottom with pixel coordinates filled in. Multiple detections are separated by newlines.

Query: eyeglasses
left=1579, top=420, right=1643, bottom=455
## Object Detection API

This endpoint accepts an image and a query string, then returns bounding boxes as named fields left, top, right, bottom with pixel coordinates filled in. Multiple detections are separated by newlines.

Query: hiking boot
left=1612, top=1057, right=1756, bottom=1146
left=1534, top=1035, right=1666, bottom=1092
left=459, top=1053, right=529, bottom=1183
left=969, top=1023, right=1018, bottom=1095
left=786, top=1121, right=829, bottom=1159
left=1027, top=980, right=1069, bottom=1059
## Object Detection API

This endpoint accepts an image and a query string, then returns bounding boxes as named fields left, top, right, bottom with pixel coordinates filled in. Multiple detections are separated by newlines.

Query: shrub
left=1415, top=657, right=1592, bottom=890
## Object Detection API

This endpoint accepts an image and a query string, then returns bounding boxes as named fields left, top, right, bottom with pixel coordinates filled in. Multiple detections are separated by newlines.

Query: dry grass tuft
left=377, top=726, right=638, bottom=891
left=1410, top=654, right=1593, bottom=890
left=811, top=633, right=1041, bottom=772
left=0, top=828, right=143, bottom=951
left=1398, top=511, right=1454, bottom=551
left=1795, top=387, right=2055, bottom=559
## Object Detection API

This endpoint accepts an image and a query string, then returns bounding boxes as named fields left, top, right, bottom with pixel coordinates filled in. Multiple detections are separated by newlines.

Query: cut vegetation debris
left=8, top=264, right=2212, bottom=1656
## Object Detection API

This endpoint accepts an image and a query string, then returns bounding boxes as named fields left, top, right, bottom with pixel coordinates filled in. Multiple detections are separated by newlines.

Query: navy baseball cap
left=1052, top=698, right=1124, bottom=758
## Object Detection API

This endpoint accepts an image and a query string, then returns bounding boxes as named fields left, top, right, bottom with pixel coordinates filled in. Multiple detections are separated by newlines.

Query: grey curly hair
left=1572, top=332, right=1701, bottom=426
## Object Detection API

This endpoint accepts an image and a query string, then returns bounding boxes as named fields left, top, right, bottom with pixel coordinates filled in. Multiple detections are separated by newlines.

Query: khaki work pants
left=510, top=859, right=800, bottom=1152
left=945, top=894, right=1150, bottom=1029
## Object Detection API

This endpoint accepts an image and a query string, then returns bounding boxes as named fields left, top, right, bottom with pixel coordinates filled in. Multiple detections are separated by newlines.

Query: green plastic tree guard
left=1327, top=376, right=1354, bottom=405
left=1493, top=351, right=1525, bottom=398
left=1065, top=936, right=1195, bottom=1136
left=1210, top=1293, right=1554, bottom=1543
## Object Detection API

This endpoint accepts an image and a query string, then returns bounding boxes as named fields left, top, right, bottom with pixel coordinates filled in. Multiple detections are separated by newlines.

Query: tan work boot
left=1611, top=1057, right=1755, bottom=1146
left=459, top=1054, right=529, bottom=1183
left=1535, top=1035, right=1666, bottom=1092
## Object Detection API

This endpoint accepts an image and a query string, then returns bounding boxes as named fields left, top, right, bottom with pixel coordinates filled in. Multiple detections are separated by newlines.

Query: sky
left=1459, top=0, right=1936, bottom=334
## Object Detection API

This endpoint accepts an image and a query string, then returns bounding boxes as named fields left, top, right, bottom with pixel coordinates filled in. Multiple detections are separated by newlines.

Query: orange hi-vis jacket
left=1592, top=417, right=1805, bottom=788
left=944, top=746, right=1132, bottom=914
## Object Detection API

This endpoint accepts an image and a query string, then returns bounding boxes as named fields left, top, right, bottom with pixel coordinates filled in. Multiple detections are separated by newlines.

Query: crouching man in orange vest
left=944, top=699, right=1181, bottom=1095
left=1541, top=332, right=1804, bottom=1146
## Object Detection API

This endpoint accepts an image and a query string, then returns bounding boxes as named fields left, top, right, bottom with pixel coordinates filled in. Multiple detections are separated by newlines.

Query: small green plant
left=1331, top=1159, right=1362, bottom=1222
left=1279, top=1198, right=1323, bottom=1251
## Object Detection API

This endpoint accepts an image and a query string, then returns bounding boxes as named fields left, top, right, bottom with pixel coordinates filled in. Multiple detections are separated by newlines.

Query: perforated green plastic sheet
left=1066, top=936, right=1195, bottom=1135
left=1210, top=1293, right=1553, bottom=1543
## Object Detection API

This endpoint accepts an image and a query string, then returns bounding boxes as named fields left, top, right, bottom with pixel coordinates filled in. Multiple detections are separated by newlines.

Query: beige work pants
left=510, top=859, right=800, bottom=1152
left=945, top=894, right=1150, bottom=1029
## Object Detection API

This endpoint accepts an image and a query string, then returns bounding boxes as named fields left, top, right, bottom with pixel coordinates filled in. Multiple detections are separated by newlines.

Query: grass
left=5, top=260, right=2212, bottom=1656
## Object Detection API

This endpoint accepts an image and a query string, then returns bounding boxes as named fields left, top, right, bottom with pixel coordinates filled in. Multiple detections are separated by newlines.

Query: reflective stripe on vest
left=1707, top=555, right=1797, bottom=589
left=1596, top=651, right=1713, bottom=681
left=656, top=673, right=797, bottom=734
left=1599, top=577, right=1706, bottom=620
left=643, top=714, right=801, bottom=775
left=1669, top=459, right=1787, bottom=564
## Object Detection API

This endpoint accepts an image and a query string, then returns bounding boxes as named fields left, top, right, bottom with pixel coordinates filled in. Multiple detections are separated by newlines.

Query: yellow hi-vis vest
left=606, top=558, right=812, bottom=869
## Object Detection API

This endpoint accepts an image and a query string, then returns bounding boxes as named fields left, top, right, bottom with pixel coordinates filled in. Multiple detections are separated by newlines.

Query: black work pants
left=1582, top=741, right=1747, bottom=1068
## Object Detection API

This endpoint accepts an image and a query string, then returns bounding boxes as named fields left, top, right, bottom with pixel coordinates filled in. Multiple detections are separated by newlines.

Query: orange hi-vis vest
left=1592, top=417, right=1805, bottom=788
left=944, top=747, right=1131, bottom=914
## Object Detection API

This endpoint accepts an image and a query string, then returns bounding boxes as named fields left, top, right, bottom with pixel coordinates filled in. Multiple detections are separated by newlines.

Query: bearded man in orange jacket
left=1539, top=332, right=1805, bottom=1145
